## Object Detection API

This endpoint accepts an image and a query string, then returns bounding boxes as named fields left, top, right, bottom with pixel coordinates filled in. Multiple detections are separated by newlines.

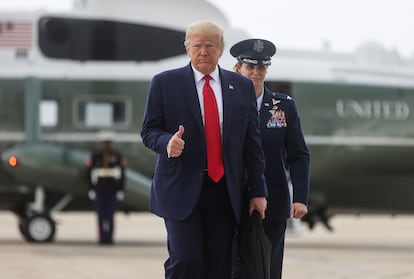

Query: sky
left=1, top=0, right=413, bottom=58
left=208, top=0, right=414, bottom=58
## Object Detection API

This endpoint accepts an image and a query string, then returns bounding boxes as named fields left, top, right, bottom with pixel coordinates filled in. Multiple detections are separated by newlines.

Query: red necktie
left=203, top=75, right=224, bottom=182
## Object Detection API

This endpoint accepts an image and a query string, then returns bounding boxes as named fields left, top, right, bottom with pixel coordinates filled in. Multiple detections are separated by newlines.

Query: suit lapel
left=181, top=64, right=204, bottom=134
left=220, top=69, right=236, bottom=146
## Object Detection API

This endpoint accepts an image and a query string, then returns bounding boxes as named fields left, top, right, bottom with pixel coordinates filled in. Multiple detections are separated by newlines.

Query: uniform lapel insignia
left=271, top=98, right=280, bottom=108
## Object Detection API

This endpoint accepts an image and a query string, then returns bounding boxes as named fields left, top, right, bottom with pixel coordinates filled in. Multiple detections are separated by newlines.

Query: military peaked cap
left=230, top=39, right=276, bottom=65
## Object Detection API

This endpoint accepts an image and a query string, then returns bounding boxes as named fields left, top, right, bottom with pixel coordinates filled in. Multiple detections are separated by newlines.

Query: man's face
left=101, top=141, right=112, bottom=151
left=239, top=63, right=268, bottom=89
left=186, top=34, right=223, bottom=75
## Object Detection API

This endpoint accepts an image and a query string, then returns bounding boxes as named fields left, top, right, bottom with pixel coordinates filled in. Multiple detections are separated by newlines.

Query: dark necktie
left=203, top=75, right=224, bottom=182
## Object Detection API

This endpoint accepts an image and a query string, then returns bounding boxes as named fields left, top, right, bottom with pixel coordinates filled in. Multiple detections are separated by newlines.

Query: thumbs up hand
left=167, top=125, right=185, bottom=158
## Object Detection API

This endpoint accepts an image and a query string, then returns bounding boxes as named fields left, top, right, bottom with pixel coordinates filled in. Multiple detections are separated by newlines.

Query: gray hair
left=184, top=20, right=224, bottom=48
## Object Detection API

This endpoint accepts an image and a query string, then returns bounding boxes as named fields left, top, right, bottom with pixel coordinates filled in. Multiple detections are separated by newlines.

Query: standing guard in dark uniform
left=86, top=131, right=126, bottom=244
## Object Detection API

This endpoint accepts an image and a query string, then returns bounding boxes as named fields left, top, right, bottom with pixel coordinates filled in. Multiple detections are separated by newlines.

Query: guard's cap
left=98, top=130, right=114, bottom=142
left=230, top=39, right=276, bottom=65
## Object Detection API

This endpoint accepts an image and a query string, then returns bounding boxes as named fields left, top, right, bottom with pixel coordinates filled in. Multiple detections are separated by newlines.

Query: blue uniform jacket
left=259, top=87, right=310, bottom=222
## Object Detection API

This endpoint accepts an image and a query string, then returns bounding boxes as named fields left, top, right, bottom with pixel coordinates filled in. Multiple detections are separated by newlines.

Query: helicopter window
left=40, top=99, right=58, bottom=127
left=38, top=16, right=186, bottom=62
left=75, top=97, right=129, bottom=128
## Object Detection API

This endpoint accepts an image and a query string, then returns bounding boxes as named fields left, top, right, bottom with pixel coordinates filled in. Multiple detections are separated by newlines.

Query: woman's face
left=238, top=63, right=268, bottom=89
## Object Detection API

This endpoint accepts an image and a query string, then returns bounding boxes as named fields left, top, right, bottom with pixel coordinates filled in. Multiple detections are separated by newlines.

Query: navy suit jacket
left=259, top=88, right=310, bottom=222
left=141, top=63, right=267, bottom=223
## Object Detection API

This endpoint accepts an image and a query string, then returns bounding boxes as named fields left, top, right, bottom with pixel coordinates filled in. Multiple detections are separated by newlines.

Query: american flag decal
left=0, top=21, right=33, bottom=49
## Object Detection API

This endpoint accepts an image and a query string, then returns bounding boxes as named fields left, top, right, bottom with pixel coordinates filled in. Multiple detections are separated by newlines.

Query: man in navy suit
left=141, top=21, right=268, bottom=279
left=231, top=39, right=310, bottom=279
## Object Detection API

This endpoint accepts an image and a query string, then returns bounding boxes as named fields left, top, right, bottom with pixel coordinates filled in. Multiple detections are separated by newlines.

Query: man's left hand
left=249, top=197, right=267, bottom=219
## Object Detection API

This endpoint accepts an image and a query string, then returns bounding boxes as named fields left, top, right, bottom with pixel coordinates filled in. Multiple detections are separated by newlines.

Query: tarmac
left=0, top=212, right=413, bottom=279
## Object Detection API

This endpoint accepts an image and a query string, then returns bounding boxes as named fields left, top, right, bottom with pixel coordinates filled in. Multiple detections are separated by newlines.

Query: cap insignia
left=253, top=40, right=264, bottom=53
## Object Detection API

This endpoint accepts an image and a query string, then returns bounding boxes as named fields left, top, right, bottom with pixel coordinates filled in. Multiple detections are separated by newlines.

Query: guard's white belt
left=91, top=167, right=122, bottom=185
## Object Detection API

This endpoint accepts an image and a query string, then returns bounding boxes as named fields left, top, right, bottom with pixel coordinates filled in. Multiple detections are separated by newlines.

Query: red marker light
left=8, top=156, right=18, bottom=167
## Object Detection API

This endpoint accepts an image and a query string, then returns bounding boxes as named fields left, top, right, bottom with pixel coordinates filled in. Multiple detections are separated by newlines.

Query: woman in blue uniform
left=230, top=39, right=311, bottom=279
